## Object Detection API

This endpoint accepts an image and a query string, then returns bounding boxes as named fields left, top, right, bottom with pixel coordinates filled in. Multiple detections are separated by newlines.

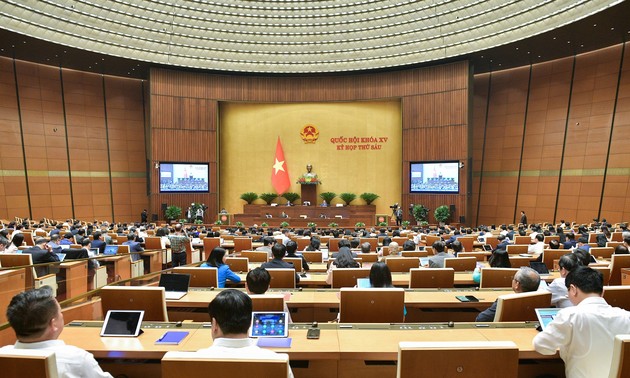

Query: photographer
left=390, top=203, right=403, bottom=227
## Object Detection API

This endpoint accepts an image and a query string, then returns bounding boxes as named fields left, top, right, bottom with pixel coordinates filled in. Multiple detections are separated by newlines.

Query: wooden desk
left=101, top=255, right=131, bottom=283
left=141, top=250, right=163, bottom=273
left=622, top=268, right=630, bottom=285
left=59, top=260, right=88, bottom=299
left=0, top=268, right=26, bottom=323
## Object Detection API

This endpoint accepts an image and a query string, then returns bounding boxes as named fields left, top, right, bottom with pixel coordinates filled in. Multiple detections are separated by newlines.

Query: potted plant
left=320, top=192, right=336, bottom=205
left=280, top=221, right=290, bottom=228
left=214, top=220, right=223, bottom=225
left=282, top=192, right=300, bottom=205
left=401, top=220, right=410, bottom=229
left=194, top=219, right=203, bottom=225
left=261, top=222, right=269, bottom=227
left=307, top=222, right=317, bottom=228
left=412, top=204, right=430, bottom=225
left=434, top=205, right=451, bottom=226
left=235, top=221, right=244, bottom=227
left=340, top=192, right=357, bottom=205
left=355, top=221, right=365, bottom=228
left=378, top=221, right=388, bottom=227
left=179, top=218, right=187, bottom=224
left=165, top=206, right=182, bottom=222
left=419, top=220, right=429, bottom=227
left=240, top=192, right=259, bottom=204
left=360, top=192, right=379, bottom=205
left=260, top=192, right=278, bottom=205
left=328, top=222, right=338, bottom=228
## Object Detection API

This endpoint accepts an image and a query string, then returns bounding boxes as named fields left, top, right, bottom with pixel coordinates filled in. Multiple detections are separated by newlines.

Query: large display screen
left=410, top=161, right=459, bottom=194
left=159, top=162, right=209, bottom=193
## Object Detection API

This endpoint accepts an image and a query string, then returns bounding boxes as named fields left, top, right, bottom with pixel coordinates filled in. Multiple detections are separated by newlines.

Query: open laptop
left=104, top=245, right=119, bottom=255
left=357, top=277, right=371, bottom=288
left=159, top=273, right=191, bottom=300
left=530, top=261, right=551, bottom=276
left=100, top=310, right=144, bottom=337
left=535, top=308, right=561, bottom=330
left=249, top=312, right=288, bottom=338
left=56, top=253, right=66, bottom=262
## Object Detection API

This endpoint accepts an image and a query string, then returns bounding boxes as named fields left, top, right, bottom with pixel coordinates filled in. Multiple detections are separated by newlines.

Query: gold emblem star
left=273, top=158, right=285, bottom=174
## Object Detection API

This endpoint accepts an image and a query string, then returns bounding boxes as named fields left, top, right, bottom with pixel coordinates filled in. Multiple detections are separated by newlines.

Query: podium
left=300, top=184, right=318, bottom=206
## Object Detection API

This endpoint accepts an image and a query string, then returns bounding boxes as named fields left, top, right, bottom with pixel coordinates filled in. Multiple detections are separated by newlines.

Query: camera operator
left=390, top=203, right=403, bottom=227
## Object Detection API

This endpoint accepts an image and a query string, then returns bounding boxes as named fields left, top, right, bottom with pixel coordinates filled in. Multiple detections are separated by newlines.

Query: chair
left=161, top=352, right=290, bottom=378
left=22, top=232, right=34, bottom=246
left=249, top=294, right=285, bottom=312
left=0, top=349, right=59, bottom=378
left=507, top=256, right=532, bottom=268
left=117, top=244, right=145, bottom=278
left=0, top=253, right=58, bottom=296
left=603, top=286, right=630, bottom=311
left=296, top=238, right=310, bottom=251
left=328, top=238, right=343, bottom=252
left=542, top=249, right=568, bottom=271
left=444, top=257, right=476, bottom=272
left=397, top=341, right=518, bottom=378
left=611, top=232, right=624, bottom=242
left=339, top=288, right=405, bottom=323
left=173, top=267, right=219, bottom=287
left=543, top=235, right=560, bottom=244
left=590, top=247, right=614, bottom=260
left=386, top=257, right=420, bottom=273
left=514, top=236, right=532, bottom=245
left=480, top=268, right=519, bottom=288
left=506, top=245, right=529, bottom=255
left=485, top=236, right=499, bottom=249
left=393, top=237, right=408, bottom=246
left=202, top=237, right=221, bottom=255
left=100, top=286, right=168, bottom=321
left=592, top=266, right=611, bottom=285
left=401, top=251, right=428, bottom=258
left=458, top=237, right=475, bottom=252
left=493, top=291, right=552, bottom=321
left=233, top=237, right=253, bottom=253
left=457, top=252, right=486, bottom=262
left=225, top=257, right=249, bottom=273
left=610, top=254, right=630, bottom=285
left=145, top=236, right=164, bottom=250
left=409, top=268, right=454, bottom=289
left=284, top=257, right=303, bottom=273
left=267, top=268, right=296, bottom=289
left=609, top=335, right=630, bottom=378
left=588, top=233, right=602, bottom=244
left=331, top=268, right=370, bottom=288
left=424, top=235, right=440, bottom=247
left=301, top=251, right=323, bottom=263
left=358, top=253, right=379, bottom=262
left=241, top=251, right=269, bottom=263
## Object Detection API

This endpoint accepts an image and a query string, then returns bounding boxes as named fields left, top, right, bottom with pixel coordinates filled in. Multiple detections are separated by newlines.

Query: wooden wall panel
left=471, top=74, right=490, bottom=226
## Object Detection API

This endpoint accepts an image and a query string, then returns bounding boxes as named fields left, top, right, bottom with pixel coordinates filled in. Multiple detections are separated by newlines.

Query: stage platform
left=234, top=204, right=378, bottom=227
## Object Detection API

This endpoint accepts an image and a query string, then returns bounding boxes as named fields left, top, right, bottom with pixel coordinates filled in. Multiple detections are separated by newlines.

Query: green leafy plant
left=214, top=220, right=223, bottom=225
left=360, top=192, right=380, bottom=205
left=320, top=192, right=336, bottom=204
left=194, top=219, right=203, bottom=225
left=282, top=192, right=300, bottom=204
left=378, top=221, right=388, bottom=227
left=165, top=206, right=182, bottom=221
left=328, top=222, right=338, bottom=228
left=280, top=221, right=290, bottom=228
left=261, top=222, right=269, bottom=227
left=240, top=192, right=259, bottom=204
left=434, top=205, right=451, bottom=224
left=260, top=193, right=278, bottom=205
left=340, top=192, right=357, bottom=205
left=235, top=221, right=244, bottom=227
left=355, top=222, right=365, bottom=228
left=412, top=204, right=430, bottom=223
left=401, top=220, right=410, bottom=228
left=307, top=222, right=317, bottom=228
left=419, top=221, right=429, bottom=227
left=179, top=218, right=187, bottom=224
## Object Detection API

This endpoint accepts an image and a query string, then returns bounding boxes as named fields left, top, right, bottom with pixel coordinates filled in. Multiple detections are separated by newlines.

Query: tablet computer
left=249, top=312, right=288, bottom=338
left=104, top=245, right=119, bottom=255
left=100, top=310, right=144, bottom=337
left=535, top=308, right=560, bottom=330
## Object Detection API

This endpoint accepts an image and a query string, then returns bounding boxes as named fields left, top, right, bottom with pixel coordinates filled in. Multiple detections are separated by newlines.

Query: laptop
left=530, top=261, right=550, bottom=276
left=420, top=257, right=430, bottom=266
left=249, top=312, right=288, bottom=338
left=159, top=273, right=191, bottom=300
left=56, top=253, right=66, bottom=262
left=88, top=248, right=100, bottom=257
left=104, top=245, right=119, bottom=255
left=100, top=310, right=144, bottom=337
left=535, top=308, right=561, bottom=330
left=357, top=277, right=371, bottom=288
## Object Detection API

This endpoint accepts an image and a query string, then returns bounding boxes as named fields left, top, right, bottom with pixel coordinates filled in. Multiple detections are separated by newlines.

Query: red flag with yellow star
left=271, top=137, right=291, bottom=195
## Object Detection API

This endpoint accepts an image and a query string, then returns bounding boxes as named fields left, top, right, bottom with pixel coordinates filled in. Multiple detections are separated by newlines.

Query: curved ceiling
left=0, top=0, right=622, bottom=73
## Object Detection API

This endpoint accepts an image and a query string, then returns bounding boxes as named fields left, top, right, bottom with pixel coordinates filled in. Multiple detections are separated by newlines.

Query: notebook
left=249, top=312, right=288, bottom=338
left=159, top=273, right=191, bottom=300
left=104, top=245, right=119, bottom=255
left=530, top=261, right=550, bottom=275
left=100, top=310, right=144, bottom=337
left=535, top=308, right=561, bottom=330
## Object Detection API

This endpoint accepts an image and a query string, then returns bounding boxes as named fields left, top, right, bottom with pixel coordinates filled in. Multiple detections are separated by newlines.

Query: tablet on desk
left=535, top=308, right=560, bottom=330
left=104, top=245, right=119, bottom=255
left=249, top=312, right=288, bottom=338
left=100, top=310, right=144, bottom=337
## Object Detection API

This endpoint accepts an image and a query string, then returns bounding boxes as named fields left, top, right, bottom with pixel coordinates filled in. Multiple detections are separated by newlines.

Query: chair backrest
left=22, top=232, right=34, bottom=246
left=505, top=244, right=529, bottom=255
left=480, top=268, right=519, bottom=288
left=360, top=238, right=378, bottom=251
left=283, top=257, right=303, bottom=273
left=392, top=237, right=408, bottom=246
left=100, top=286, right=168, bottom=321
left=588, top=233, right=602, bottom=244
left=457, top=252, right=486, bottom=262
left=173, top=267, right=219, bottom=287
left=507, top=256, right=532, bottom=268
left=145, top=237, right=163, bottom=250
left=514, top=236, right=531, bottom=245
left=301, top=251, right=323, bottom=263
left=542, top=249, right=567, bottom=271
left=296, top=238, right=310, bottom=251
left=494, top=291, right=552, bottom=321
left=339, top=288, right=405, bottom=323
left=444, top=257, right=476, bottom=272
left=543, top=235, right=560, bottom=244
left=424, top=235, right=440, bottom=247
left=485, top=236, right=499, bottom=249
left=225, top=257, right=249, bottom=273
left=118, top=244, right=130, bottom=255
left=592, top=266, right=611, bottom=285
left=609, top=334, right=630, bottom=378
left=233, top=237, right=253, bottom=252
left=267, top=268, right=296, bottom=289
left=358, top=253, right=379, bottom=262
left=249, top=294, right=285, bottom=312
left=590, top=247, right=614, bottom=259
left=458, top=237, right=474, bottom=252
left=397, top=341, right=518, bottom=378
left=241, top=251, right=269, bottom=263
left=611, top=232, right=624, bottom=242
left=328, top=238, right=343, bottom=252
left=203, top=237, right=221, bottom=253
left=610, top=254, right=630, bottom=285
left=409, top=268, right=454, bottom=289
left=161, top=352, right=289, bottom=378
left=331, top=268, right=370, bottom=288
left=0, top=349, right=58, bottom=378
left=401, top=251, right=428, bottom=258
left=386, top=257, right=420, bottom=273
left=0, top=253, right=38, bottom=289
left=603, top=286, right=630, bottom=311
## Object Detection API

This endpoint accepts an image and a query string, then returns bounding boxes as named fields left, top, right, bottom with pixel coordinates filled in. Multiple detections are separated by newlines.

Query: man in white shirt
left=545, top=253, right=579, bottom=308
left=533, top=267, right=630, bottom=378
left=197, top=289, right=294, bottom=378
left=1, top=286, right=112, bottom=378
left=527, top=233, right=545, bottom=255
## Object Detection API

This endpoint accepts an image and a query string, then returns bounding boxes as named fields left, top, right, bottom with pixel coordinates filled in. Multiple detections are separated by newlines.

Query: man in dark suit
left=261, top=243, right=300, bottom=284
left=494, top=234, right=510, bottom=251
left=23, top=237, right=60, bottom=277
left=90, top=232, right=106, bottom=254
left=122, top=233, right=144, bottom=262
left=520, top=211, right=528, bottom=226
left=64, top=238, right=97, bottom=269
left=141, top=209, right=148, bottom=223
